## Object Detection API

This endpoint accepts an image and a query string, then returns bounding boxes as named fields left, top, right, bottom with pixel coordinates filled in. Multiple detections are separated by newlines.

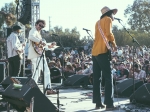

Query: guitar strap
left=98, top=20, right=111, bottom=50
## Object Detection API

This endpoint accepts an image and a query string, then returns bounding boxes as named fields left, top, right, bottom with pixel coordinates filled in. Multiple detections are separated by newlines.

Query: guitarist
left=7, top=25, right=24, bottom=77
left=28, top=19, right=56, bottom=95
left=91, top=6, right=118, bottom=110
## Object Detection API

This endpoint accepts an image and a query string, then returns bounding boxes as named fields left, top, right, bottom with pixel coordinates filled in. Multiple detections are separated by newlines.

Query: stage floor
left=0, top=83, right=150, bottom=112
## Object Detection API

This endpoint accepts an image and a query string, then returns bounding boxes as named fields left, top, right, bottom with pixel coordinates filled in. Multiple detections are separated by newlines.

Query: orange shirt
left=92, top=16, right=117, bottom=56
left=92, top=16, right=116, bottom=56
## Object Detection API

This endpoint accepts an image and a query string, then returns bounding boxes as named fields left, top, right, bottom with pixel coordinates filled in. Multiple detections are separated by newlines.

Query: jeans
left=8, top=55, right=21, bottom=77
left=92, top=53, right=114, bottom=106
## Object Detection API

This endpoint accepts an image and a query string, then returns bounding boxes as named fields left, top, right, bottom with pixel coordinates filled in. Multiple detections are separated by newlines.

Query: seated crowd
left=25, top=45, right=150, bottom=85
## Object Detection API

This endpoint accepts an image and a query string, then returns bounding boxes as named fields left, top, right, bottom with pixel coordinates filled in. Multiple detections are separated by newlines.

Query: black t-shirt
left=120, top=68, right=129, bottom=78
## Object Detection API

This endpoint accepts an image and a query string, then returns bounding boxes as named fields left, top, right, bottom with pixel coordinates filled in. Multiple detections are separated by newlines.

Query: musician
left=92, top=6, right=117, bottom=110
left=28, top=19, right=56, bottom=95
left=7, top=25, right=23, bottom=76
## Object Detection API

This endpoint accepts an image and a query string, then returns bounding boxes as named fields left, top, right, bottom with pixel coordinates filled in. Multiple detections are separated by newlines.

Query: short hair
left=134, top=63, right=141, bottom=69
left=119, top=62, right=125, bottom=66
left=12, top=25, right=21, bottom=31
left=145, top=60, right=149, bottom=64
left=35, top=19, right=46, bottom=26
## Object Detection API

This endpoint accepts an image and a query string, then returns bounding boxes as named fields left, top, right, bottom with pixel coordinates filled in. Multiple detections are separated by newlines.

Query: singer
left=92, top=6, right=118, bottom=110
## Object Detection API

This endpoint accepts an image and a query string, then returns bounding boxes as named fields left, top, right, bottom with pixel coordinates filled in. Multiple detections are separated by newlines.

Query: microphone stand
left=84, top=30, right=94, bottom=40
left=116, top=19, right=142, bottom=103
left=32, top=48, right=46, bottom=93
left=52, top=34, right=65, bottom=85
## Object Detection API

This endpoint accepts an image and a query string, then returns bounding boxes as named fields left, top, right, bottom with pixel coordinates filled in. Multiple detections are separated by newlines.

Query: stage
left=0, top=83, right=150, bottom=112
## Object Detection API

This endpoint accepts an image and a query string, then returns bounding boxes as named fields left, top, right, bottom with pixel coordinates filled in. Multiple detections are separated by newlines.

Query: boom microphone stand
left=32, top=48, right=46, bottom=93
left=52, top=34, right=66, bottom=84
left=116, top=19, right=143, bottom=103
left=83, top=30, right=94, bottom=40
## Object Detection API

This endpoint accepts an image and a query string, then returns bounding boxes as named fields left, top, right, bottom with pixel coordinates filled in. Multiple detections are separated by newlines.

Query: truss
left=31, top=0, right=40, bottom=27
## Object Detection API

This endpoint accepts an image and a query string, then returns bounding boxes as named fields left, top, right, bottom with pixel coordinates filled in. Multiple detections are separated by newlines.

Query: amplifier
left=0, top=62, right=6, bottom=83
left=1, top=77, right=38, bottom=89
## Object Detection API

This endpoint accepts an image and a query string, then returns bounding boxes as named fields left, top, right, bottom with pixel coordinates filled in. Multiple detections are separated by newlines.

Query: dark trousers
left=92, top=53, right=114, bottom=106
left=8, top=55, right=21, bottom=77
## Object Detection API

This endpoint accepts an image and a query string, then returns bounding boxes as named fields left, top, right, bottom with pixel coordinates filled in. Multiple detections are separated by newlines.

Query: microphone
left=52, top=34, right=58, bottom=36
left=114, top=17, right=122, bottom=21
left=83, top=28, right=90, bottom=31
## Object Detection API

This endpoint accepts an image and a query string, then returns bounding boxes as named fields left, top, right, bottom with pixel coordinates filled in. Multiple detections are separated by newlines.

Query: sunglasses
left=38, top=24, right=44, bottom=28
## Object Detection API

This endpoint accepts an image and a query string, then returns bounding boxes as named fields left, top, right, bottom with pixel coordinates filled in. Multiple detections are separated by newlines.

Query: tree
left=43, top=26, right=88, bottom=48
left=112, top=25, right=150, bottom=46
left=0, top=2, right=16, bottom=28
left=124, top=0, right=150, bottom=33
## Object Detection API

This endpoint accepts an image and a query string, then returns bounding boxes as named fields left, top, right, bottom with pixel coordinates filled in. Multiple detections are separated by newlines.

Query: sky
left=0, top=0, right=135, bottom=38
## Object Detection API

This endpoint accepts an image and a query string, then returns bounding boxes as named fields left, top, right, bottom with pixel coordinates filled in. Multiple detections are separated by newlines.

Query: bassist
left=7, top=25, right=24, bottom=77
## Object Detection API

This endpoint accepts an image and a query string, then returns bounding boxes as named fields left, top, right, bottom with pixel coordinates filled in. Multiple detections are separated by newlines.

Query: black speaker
left=6, top=28, right=12, bottom=37
left=114, top=78, right=143, bottom=97
left=0, top=62, right=6, bottom=83
left=50, top=67, right=61, bottom=83
left=2, top=84, right=57, bottom=112
left=18, top=0, right=31, bottom=25
left=1, top=77, right=35, bottom=89
left=63, top=75, right=89, bottom=86
left=130, top=83, right=150, bottom=105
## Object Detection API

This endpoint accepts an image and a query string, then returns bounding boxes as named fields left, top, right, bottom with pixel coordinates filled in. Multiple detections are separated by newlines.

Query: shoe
left=106, top=105, right=117, bottom=111
left=95, top=103, right=106, bottom=109
left=46, top=90, right=57, bottom=95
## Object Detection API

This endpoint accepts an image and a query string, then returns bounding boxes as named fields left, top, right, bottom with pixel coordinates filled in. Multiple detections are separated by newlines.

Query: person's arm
left=117, top=69, right=129, bottom=80
left=28, top=28, right=41, bottom=43
left=105, top=17, right=117, bottom=50
left=117, top=75, right=127, bottom=80
left=11, top=34, right=23, bottom=52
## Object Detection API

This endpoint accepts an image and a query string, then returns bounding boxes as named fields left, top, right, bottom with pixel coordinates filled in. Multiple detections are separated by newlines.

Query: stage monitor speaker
left=1, top=77, right=37, bottom=90
left=114, top=78, right=143, bottom=97
left=18, top=0, right=31, bottom=25
left=2, top=83, right=57, bottom=112
left=130, top=83, right=150, bottom=105
left=63, top=75, right=89, bottom=86
left=0, top=62, right=6, bottom=83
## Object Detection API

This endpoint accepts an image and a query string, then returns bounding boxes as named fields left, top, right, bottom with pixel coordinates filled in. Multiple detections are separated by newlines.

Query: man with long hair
left=92, top=6, right=118, bottom=110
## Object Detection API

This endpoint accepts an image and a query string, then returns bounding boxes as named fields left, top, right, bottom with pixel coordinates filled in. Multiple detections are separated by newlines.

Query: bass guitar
left=16, top=38, right=27, bottom=59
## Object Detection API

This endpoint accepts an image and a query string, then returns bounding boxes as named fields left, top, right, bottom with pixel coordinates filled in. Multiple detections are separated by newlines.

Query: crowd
left=25, top=45, right=150, bottom=84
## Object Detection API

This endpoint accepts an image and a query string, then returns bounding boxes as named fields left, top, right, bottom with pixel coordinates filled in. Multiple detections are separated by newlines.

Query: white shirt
left=7, top=32, right=23, bottom=58
left=71, top=50, right=75, bottom=55
left=134, top=70, right=146, bottom=80
left=28, top=27, right=42, bottom=59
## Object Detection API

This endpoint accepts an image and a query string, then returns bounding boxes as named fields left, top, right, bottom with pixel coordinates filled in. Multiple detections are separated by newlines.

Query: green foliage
left=112, top=25, right=150, bottom=46
left=43, top=26, right=89, bottom=48
left=0, top=2, right=16, bottom=29
left=124, top=0, right=150, bottom=33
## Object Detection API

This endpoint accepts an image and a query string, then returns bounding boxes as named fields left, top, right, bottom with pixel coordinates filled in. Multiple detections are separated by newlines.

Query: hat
left=66, top=62, right=72, bottom=66
left=49, top=61, right=55, bottom=64
left=13, top=25, right=21, bottom=31
left=101, top=6, right=118, bottom=15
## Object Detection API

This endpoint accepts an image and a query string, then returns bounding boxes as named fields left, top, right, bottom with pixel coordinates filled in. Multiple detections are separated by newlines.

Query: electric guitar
left=32, top=40, right=59, bottom=55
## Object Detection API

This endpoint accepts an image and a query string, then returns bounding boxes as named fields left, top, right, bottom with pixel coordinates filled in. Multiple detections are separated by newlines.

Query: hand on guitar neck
left=33, top=40, right=58, bottom=55
left=48, top=42, right=56, bottom=49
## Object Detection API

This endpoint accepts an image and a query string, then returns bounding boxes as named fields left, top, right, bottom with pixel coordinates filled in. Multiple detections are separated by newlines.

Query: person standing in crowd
left=133, top=63, right=146, bottom=82
left=92, top=6, right=118, bottom=110
left=115, top=62, right=129, bottom=81
left=7, top=25, right=24, bottom=77
left=28, top=19, right=56, bottom=95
